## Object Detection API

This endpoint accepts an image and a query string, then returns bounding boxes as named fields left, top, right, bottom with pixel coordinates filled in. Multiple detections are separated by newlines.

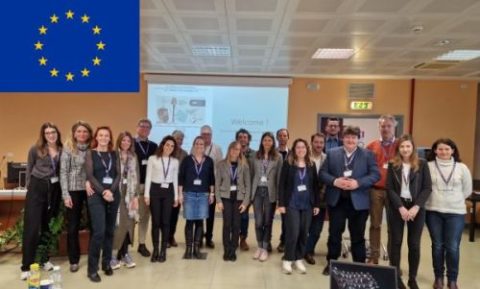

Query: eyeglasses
left=138, top=125, right=151, bottom=129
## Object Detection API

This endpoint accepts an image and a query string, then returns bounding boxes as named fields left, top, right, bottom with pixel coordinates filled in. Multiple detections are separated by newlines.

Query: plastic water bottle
left=50, top=266, right=62, bottom=289
left=27, top=263, right=40, bottom=289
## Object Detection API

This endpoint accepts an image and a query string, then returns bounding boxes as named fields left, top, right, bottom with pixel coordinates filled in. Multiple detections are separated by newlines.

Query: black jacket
left=386, top=159, right=432, bottom=209
left=278, top=160, right=321, bottom=208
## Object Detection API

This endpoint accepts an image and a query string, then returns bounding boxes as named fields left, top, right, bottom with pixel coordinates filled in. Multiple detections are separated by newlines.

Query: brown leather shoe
left=447, top=281, right=458, bottom=289
left=304, top=254, right=315, bottom=265
left=433, top=277, right=444, bottom=289
left=366, top=258, right=379, bottom=265
left=239, top=237, right=249, bottom=251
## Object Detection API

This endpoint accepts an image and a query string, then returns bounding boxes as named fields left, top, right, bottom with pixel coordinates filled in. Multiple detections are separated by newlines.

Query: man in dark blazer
left=319, top=126, right=380, bottom=275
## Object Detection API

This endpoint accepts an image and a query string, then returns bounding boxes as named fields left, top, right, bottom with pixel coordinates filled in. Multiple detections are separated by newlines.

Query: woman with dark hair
left=84, top=126, right=121, bottom=282
left=110, top=131, right=139, bottom=269
left=21, top=122, right=63, bottom=280
left=60, top=121, right=93, bottom=273
left=426, top=138, right=472, bottom=289
left=385, top=134, right=432, bottom=289
left=144, top=135, right=179, bottom=262
left=251, top=132, right=282, bottom=262
left=278, top=138, right=320, bottom=274
left=178, top=136, right=215, bottom=260
left=215, top=141, right=251, bottom=261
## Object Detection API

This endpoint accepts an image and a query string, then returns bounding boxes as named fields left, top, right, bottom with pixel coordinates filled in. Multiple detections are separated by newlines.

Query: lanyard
left=206, top=145, right=213, bottom=157
left=435, top=160, right=456, bottom=186
left=193, top=156, right=205, bottom=177
left=381, top=140, right=395, bottom=161
left=298, top=167, right=306, bottom=184
left=136, top=139, right=150, bottom=158
left=230, top=164, right=238, bottom=182
left=49, top=155, right=58, bottom=176
left=122, top=155, right=130, bottom=179
left=402, top=168, right=410, bottom=187
left=97, top=151, right=112, bottom=175
left=161, top=157, right=171, bottom=180
left=343, top=150, right=356, bottom=170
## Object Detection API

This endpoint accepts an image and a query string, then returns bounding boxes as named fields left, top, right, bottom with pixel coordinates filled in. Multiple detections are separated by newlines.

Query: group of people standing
left=20, top=115, right=472, bottom=289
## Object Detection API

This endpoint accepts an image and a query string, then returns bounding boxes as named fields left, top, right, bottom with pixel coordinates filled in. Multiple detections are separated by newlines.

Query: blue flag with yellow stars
left=0, top=0, right=139, bottom=92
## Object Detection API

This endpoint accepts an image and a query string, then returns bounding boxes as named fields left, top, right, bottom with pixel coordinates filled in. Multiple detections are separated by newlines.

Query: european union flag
left=0, top=0, right=139, bottom=92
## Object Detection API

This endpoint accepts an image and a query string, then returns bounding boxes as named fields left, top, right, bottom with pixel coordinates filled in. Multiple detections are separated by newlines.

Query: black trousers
left=21, top=176, right=61, bottom=271
left=387, top=201, right=425, bottom=279
left=87, top=191, right=120, bottom=274
left=284, top=207, right=312, bottom=261
left=66, top=190, right=89, bottom=265
left=205, top=197, right=216, bottom=242
left=327, top=196, right=369, bottom=262
left=253, top=187, right=275, bottom=249
left=221, top=197, right=242, bottom=252
left=149, top=183, right=174, bottom=248
left=279, top=213, right=286, bottom=245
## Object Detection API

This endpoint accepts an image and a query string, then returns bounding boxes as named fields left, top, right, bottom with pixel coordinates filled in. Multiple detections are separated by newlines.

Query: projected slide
left=147, top=84, right=288, bottom=152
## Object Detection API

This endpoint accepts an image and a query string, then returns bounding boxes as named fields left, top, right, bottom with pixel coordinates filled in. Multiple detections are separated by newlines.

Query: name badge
left=383, top=163, right=389, bottom=169
left=50, top=176, right=59, bottom=184
left=260, top=176, right=267, bottom=183
left=297, top=184, right=307, bottom=192
left=122, top=179, right=128, bottom=185
left=161, top=183, right=170, bottom=189
left=230, top=185, right=237, bottom=191
left=193, top=179, right=202, bottom=186
left=343, top=170, right=352, bottom=178
left=103, top=177, right=113, bottom=185
left=142, top=160, right=148, bottom=166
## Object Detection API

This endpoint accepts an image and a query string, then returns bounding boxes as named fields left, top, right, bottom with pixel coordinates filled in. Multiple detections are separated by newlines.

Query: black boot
left=183, top=224, right=194, bottom=259
left=229, top=247, right=237, bottom=262
left=158, top=243, right=167, bottom=263
left=193, top=225, right=204, bottom=259
left=151, top=246, right=159, bottom=263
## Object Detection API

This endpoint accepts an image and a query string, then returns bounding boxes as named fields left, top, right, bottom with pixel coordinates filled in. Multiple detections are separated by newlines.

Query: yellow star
left=96, top=41, right=106, bottom=50
left=92, top=57, right=101, bottom=66
left=66, top=10, right=74, bottom=19
left=39, top=57, right=48, bottom=66
left=66, top=72, right=75, bottom=81
left=92, top=25, right=101, bottom=35
left=50, top=68, right=59, bottom=77
left=81, top=14, right=90, bottom=23
left=39, top=25, right=48, bottom=35
left=81, top=68, right=90, bottom=77
left=50, top=14, right=59, bottom=24
left=34, top=41, right=44, bottom=50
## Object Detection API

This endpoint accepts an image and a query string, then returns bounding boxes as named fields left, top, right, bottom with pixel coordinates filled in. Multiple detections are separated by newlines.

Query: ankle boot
left=158, top=244, right=167, bottom=262
left=433, top=277, right=444, bottom=289
left=151, top=246, right=159, bottom=262
left=448, top=281, right=458, bottom=289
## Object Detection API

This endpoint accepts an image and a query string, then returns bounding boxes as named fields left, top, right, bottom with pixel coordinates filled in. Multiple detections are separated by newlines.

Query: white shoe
left=42, top=261, right=55, bottom=271
left=20, top=271, right=30, bottom=281
left=295, top=260, right=307, bottom=274
left=110, top=258, right=122, bottom=270
left=282, top=261, right=292, bottom=274
left=253, top=248, right=262, bottom=260
left=259, top=249, right=268, bottom=262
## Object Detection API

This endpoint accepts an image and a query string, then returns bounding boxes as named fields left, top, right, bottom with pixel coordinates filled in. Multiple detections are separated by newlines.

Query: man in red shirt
left=366, top=115, right=398, bottom=264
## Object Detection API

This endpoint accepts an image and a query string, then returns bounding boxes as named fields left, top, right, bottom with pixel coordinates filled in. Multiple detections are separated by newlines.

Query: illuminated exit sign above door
left=350, top=101, right=373, bottom=111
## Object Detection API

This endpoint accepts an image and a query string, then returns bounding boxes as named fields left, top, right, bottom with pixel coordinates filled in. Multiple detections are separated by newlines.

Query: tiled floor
left=1, top=217, right=480, bottom=289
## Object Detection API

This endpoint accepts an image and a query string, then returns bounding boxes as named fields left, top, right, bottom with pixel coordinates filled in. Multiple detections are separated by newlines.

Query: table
left=467, top=193, right=480, bottom=242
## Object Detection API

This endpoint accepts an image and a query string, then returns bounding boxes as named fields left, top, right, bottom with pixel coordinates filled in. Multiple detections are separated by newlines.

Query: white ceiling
left=140, top=0, right=480, bottom=79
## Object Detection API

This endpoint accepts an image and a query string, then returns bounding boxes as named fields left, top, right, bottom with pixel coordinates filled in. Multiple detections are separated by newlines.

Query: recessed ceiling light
left=435, top=50, right=480, bottom=61
left=191, top=46, right=231, bottom=57
left=312, top=48, right=355, bottom=59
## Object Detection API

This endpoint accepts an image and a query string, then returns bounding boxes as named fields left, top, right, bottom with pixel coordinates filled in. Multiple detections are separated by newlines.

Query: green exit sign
left=350, top=101, right=373, bottom=110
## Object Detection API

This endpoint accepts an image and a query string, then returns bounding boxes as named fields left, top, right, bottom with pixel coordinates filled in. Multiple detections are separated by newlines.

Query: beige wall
left=0, top=76, right=477, bottom=176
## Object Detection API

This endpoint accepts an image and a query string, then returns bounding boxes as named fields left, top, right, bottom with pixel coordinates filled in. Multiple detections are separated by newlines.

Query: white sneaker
left=253, top=248, right=262, bottom=260
left=122, top=254, right=136, bottom=268
left=282, top=261, right=292, bottom=274
left=110, top=258, right=122, bottom=270
left=259, top=249, right=268, bottom=262
left=20, top=271, right=30, bottom=281
left=295, top=260, right=307, bottom=274
left=42, top=261, right=55, bottom=271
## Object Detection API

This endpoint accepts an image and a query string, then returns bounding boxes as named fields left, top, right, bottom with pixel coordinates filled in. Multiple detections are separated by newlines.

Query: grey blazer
left=250, top=157, right=283, bottom=203
left=215, top=160, right=251, bottom=206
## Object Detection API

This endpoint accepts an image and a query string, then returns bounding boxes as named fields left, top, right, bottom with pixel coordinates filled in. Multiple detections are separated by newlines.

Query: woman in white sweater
left=426, top=138, right=472, bottom=289
left=144, top=135, right=179, bottom=262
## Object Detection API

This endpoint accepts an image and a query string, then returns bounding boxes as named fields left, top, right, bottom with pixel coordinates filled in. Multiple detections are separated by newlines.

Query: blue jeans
left=305, top=208, right=326, bottom=255
left=425, top=210, right=465, bottom=282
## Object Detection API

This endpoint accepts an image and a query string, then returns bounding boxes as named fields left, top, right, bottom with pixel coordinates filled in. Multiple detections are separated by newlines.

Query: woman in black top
left=84, top=126, right=121, bottom=282
left=178, top=136, right=215, bottom=260
left=21, top=122, right=63, bottom=280
left=386, top=134, right=432, bottom=289
left=278, top=138, right=320, bottom=275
